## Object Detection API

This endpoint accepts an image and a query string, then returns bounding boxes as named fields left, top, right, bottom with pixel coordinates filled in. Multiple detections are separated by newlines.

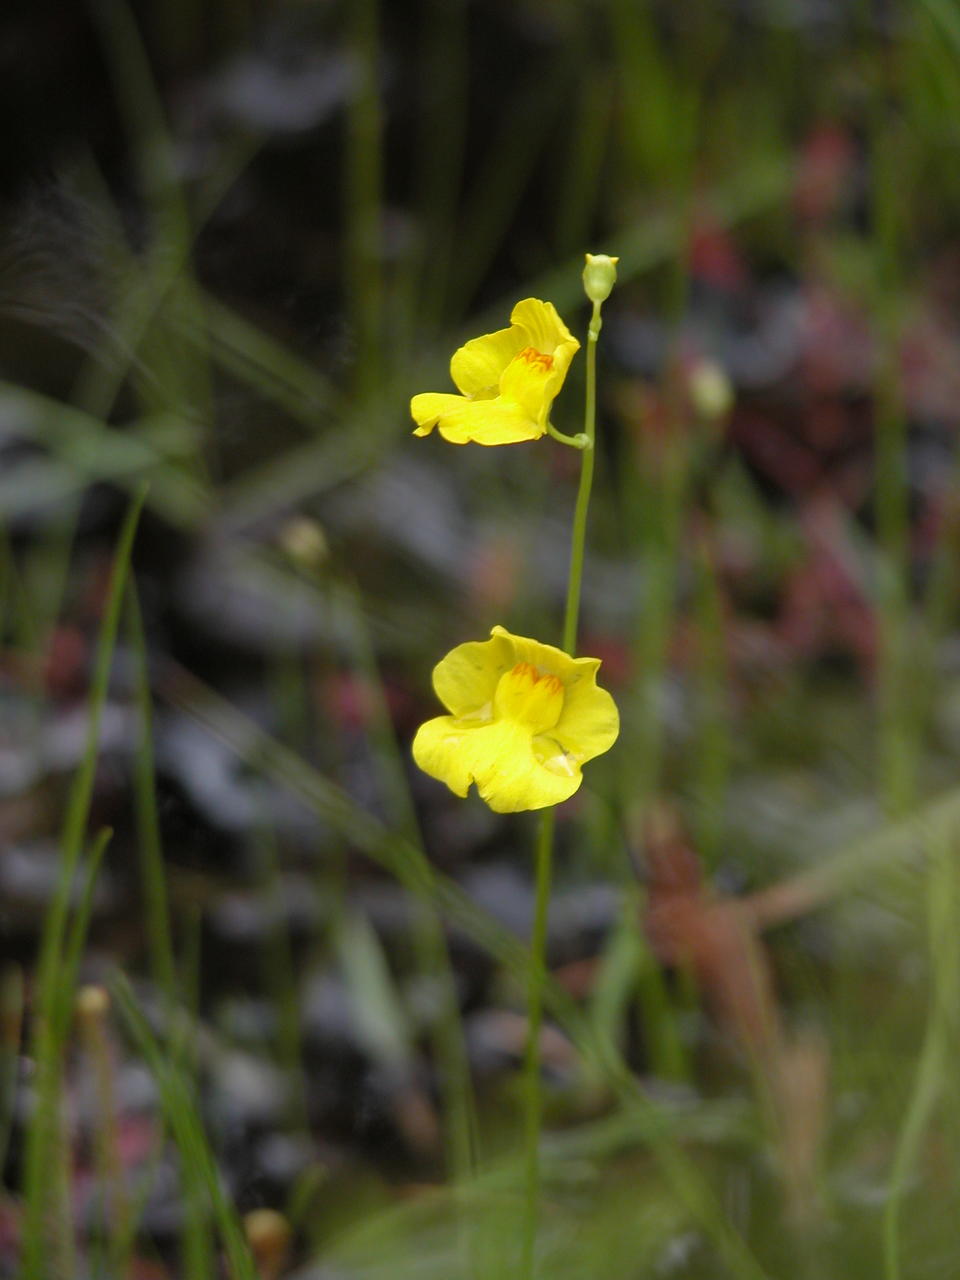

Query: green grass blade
left=20, top=484, right=146, bottom=1279
left=111, top=973, right=258, bottom=1280
left=127, top=583, right=179, bottom=1008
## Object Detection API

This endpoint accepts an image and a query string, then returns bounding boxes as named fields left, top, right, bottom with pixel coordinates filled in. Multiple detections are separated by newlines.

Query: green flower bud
left=582, top=253, right=619, bottom=305
left=278, top=516, right=329, bottom=569
left=689, top=358, right=734, bottom=421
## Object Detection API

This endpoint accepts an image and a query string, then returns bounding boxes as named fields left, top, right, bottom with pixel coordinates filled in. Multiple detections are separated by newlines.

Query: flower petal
left=499, top=351, right=558, bottom=427
left=490, top=626, right=580, bottom=682
left=494, top=303, right=579, bottom=428
left=549, top=673, right=619, bottom=764
left=412, top=715, right=477, bottom=797
left=490, top=627, right=619, bottom=763
left=432, top=631, right=514, bottom=718
left=410, top=393, right=468, bottom=437
left=415, top=719, right=582, bottom=812
left=429, top=397, right=543, bottom=445
left=510, top=299, right=579, bottom=364
left=450, top=326, right=524, bottom=398
left=470, top=721, right=583, bottom=812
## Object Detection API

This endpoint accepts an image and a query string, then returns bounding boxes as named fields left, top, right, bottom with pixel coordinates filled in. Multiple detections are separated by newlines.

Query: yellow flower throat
left=494, top=662, right=564, bottom=733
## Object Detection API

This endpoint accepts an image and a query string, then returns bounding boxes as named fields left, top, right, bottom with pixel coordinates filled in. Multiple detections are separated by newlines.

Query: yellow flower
left=410, top=299, right=580, bottom=445
left=412, top=626, right=619, bottom=813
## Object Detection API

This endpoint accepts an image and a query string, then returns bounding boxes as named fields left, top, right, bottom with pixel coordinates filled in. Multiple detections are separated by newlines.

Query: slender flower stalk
left=562, top=295, right=602, bottom=654
left=406, top=254, right=618, bottom=1276
left=519, top=805, right=556, bottom=1277
left=519, top=254, right=617, bottom=1280
left=77, top=986, right=129, bottom=1278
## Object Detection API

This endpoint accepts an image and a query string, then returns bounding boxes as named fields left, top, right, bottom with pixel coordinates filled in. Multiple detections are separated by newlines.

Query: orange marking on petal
left=516, top=346, right=554, bottom=373
left=509, top=661, right=560, bottom=690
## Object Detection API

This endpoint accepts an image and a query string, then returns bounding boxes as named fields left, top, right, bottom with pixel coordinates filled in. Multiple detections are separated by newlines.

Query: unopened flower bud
left=278, top=516, right=329, bottom=570
left=582, top=253, right=619, bottom=305
left=689, top=358, right=734, bottom=421
left=244, top=1208, right=291, bottom=1280
left=75, top=984, right=110, bottom=1026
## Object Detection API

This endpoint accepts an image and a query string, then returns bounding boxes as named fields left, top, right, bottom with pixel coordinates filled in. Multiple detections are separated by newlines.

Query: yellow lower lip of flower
left=412, top=625, right=619, bottom=813
left=410, top=393, right=545, bottom=445
left=413, top=718, right=583, bottom=812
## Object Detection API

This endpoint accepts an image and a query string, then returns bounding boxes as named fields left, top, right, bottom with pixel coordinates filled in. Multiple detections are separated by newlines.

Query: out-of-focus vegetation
left=3, top=0, right=960, bottom=1276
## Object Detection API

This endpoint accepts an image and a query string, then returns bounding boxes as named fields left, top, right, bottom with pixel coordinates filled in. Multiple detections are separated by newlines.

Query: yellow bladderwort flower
left=412, top=626, right=619, bottom=812
left=410, top=299, right=580, bottom=445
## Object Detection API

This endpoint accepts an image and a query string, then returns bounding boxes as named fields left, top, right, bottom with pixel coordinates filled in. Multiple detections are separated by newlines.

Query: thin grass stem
left=338, top=581, right=479, bottom=1187
left=518, top=807, right=557, bottom=1280
left=412, top=0, right=468, bottom=331
left=128, top=584, right=178, bottom=1009
left=690, top=536, right=730, bottom=868
left=111, top=974, right=258, bottom=1280
left=20, top=487, right=145, bottom=1280
left=0, top=966, right=22, bottom=1186
left=346, top=0, right=384, bottom=395
left=256, top=821, right=312, bottom=1135
left=883, top=823, right=960, bottom=1280
left=870, top=47, right=915, bottom=817
left=77, top=984, right=128, bottom=1278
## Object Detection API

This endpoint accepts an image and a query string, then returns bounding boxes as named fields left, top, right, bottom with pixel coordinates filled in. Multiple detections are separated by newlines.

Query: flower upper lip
left=493, top=661, right=565, bottom=734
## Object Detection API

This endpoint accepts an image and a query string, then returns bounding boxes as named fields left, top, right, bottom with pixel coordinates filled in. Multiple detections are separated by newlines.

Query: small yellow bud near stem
left=689, top=357, right=734, bottom=421
left=244, top=1208, right=292, bottom=1280
left=75, top=984, right=111, bottom=1026
left=582, top=253, right=619, bottom=305
left=76, top=982, right=130, bottom=1267
left=278, top=516, right=329, bottom=570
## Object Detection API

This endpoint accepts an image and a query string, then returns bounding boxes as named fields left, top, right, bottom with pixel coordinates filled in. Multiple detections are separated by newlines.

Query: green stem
left=520, top=297, right=603, bottom=1279
left=562, top=301, right=602, bottom=655
left=346, top=0, right=383, bottom=395
left=883, top=823, right=959, bottom=1280
left=21, top=488, right=146, bottom=1280
left=128, top=586, right=178, bottom=1010
left=338, top=579, right=478, bottom=1188
left=519, top=808, right=557, bottom=1279
left=869, top=31, right=914, bottom=818
left=546, top=421, right=590, bottom=451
